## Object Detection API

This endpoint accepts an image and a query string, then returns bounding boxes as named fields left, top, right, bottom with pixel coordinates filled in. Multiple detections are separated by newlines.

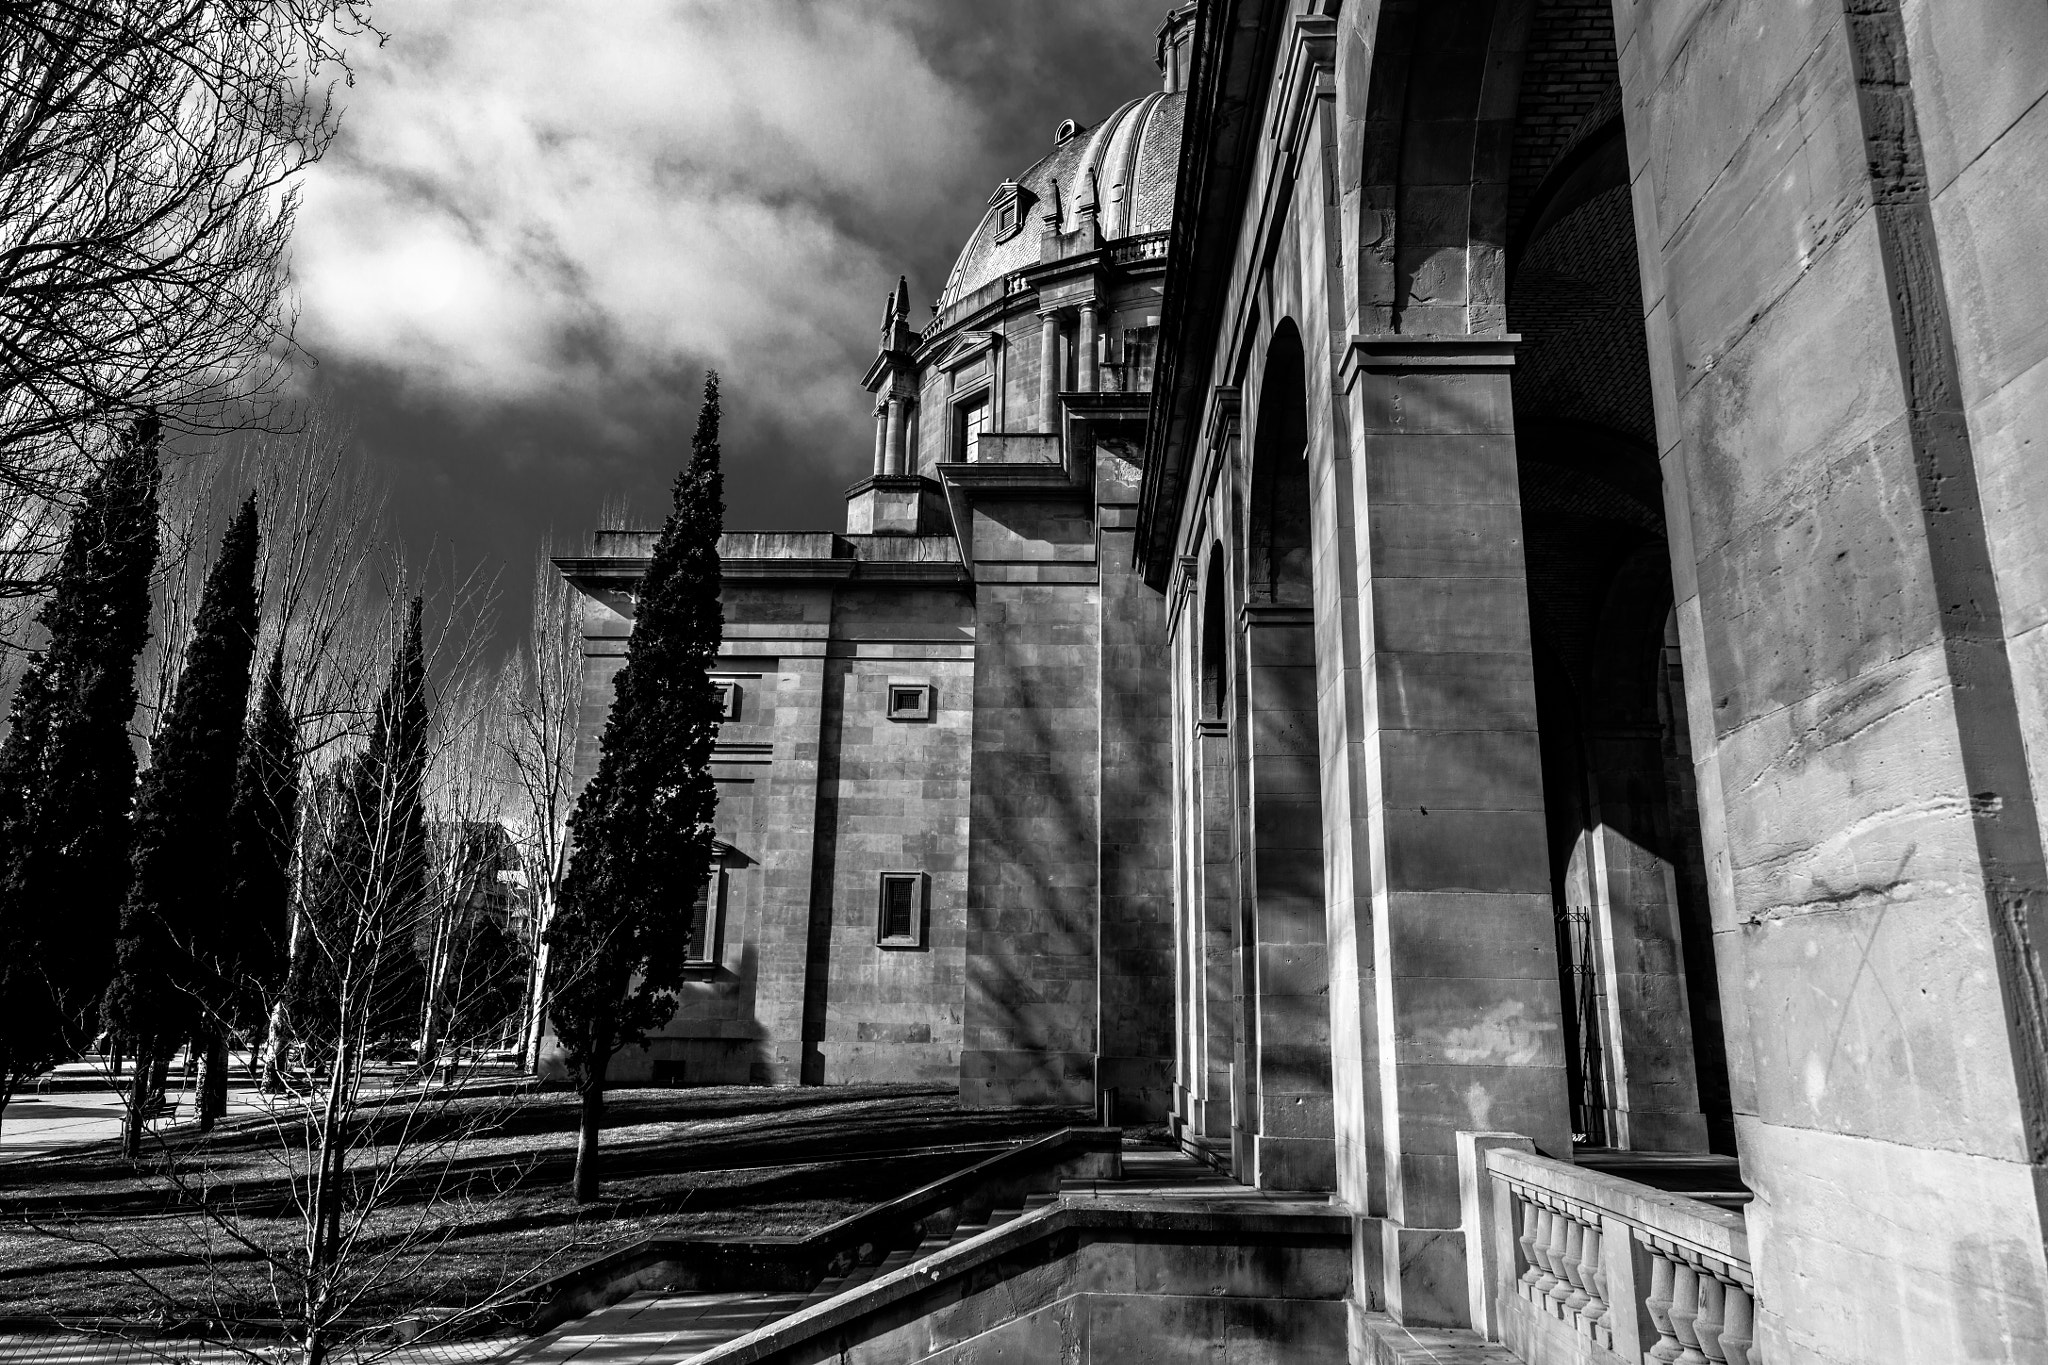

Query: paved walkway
left=0, top=1086, right=274, bottom=1161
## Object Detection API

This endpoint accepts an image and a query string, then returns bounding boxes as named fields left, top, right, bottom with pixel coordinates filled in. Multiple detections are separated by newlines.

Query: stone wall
left=808, top=587, right=975, bottom=1085
left=1617, top=1, right=2048, bottom=1357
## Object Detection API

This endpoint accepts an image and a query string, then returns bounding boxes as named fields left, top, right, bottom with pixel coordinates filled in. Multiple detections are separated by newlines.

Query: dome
left=935, top=89, right=1185, bottom=314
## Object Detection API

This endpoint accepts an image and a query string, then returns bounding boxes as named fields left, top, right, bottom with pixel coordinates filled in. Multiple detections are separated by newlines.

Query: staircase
left=511, top=1147, right=1348, bottom=1365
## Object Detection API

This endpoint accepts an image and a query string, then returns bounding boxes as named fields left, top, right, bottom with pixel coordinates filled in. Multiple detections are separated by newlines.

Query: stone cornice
left=1337, top=333, right=1521, bottom=391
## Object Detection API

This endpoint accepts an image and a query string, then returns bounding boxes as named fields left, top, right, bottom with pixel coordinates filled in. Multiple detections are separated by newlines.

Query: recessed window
left=997, top=200, right=1019, bottom=236
left=877, top=872, right=927, bottom=949
left=886, top=681, right=933, bottom=721
left=686, top=868, right=725, bottom=967
left=954, top=394, right=990, bottom=463
left=713, top=680, right=741, bottom=720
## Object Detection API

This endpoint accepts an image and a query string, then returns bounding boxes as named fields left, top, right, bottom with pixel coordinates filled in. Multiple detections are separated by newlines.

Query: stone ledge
left=1352, top=1306, right=1520, bottom=1365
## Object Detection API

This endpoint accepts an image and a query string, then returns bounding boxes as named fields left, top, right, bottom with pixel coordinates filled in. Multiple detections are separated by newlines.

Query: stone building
left=553, top=2, right=2048, bottom=1360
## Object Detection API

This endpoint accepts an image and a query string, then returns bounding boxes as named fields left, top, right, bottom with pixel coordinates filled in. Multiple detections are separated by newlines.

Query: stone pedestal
left=844, top=474, right=935, bottom=536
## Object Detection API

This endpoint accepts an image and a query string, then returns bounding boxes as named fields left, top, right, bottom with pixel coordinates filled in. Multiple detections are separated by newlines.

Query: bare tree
left=501, top=546, right=583, bottom=1071
left=416, top=658, right=522, bottom=1064
left=0, top=0, right=379, bottom=584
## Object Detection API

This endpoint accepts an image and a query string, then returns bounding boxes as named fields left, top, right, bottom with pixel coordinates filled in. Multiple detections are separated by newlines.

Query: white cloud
left=294, top=1, right=987, bottom=434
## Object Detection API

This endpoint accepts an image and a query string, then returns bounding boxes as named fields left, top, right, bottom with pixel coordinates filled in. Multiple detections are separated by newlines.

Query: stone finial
left=1073, top=169, right=1102, bottom=250
left=874, top=275, right=917, bottom=358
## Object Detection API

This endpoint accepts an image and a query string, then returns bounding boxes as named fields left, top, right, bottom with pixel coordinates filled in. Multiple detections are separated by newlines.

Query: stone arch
left=1248, top=322, right=1312, bottom=606
left=1354, top=0, right=1536, bottom=335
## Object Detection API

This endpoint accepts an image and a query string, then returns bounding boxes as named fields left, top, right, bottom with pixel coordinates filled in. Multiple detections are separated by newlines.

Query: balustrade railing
left=1481, top=1144, right=1758, bottom=1365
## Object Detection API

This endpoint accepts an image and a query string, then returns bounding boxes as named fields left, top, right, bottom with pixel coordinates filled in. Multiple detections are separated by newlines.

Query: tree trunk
left=197, top=1032, right=230, bottom=1129
left=260, top=997, right=291, bottom=1091
left=521, top=931, right=552, bottom=1073
left=123, top=1040, right=153, bottom=1158
left=573, top=1080, right=604, bottom=1203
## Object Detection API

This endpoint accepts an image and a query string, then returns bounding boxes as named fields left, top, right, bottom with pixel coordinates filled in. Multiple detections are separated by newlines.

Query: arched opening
left=1506, top=2, right=1733, bottom=1155
left=1234, top=319, right=1335, bottom=1191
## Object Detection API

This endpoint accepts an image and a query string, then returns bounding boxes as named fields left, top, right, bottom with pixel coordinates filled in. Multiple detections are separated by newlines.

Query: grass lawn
left=0, top=1083, right=1086, bottom=1329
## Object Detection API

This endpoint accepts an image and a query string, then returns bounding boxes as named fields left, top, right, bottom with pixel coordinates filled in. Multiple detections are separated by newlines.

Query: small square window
left=685, top=868, right=725, bottom=967
left=877, top=872, right=927, bottom=948
left=997, top=201, right=1018, bottom=235
left=886, top=681, right=933, bottom=721
left=712, top=680, right=741, bottom=720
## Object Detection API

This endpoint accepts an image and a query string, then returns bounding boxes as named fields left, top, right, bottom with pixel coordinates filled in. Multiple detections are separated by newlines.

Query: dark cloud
left=296, top=2, right=1177, bottom=648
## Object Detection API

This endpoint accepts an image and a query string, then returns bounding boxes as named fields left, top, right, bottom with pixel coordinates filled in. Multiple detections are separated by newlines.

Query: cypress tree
left=364, top=597, right=430, bottom=1051
left=224, top=646, right=300, bottom=1029
left=0, top=657, right=56, bottom=1129
left=104, top=495, right=260, bottom=1149
left=0, top=420, right=160, bottom=1130
left=549, top=372, right=724, bottom=1202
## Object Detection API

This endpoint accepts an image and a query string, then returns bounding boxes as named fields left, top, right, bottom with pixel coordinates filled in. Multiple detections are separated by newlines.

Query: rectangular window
left=712, top=680, right=741, bottom=720
left=954, top=394, right=990, bottom=462
left=885, top=681, right=933, bottom=721
left=686, top=868, right=724, bottom=966
left=877, top=872, right=926, bottom=948
left=1121, top=325, right=1160, bottom=393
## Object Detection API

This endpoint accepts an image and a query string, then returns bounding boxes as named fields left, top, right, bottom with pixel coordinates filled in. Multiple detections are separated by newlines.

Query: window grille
left=886, top=681, right=934, bottom=721
left=877, top=872, right=926, bottom=948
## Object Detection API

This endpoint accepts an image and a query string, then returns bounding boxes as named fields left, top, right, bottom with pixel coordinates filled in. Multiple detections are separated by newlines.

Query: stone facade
left=548, top=14, right=1195, bottom=1118
left=549, top=2, right=2048, bottom=1359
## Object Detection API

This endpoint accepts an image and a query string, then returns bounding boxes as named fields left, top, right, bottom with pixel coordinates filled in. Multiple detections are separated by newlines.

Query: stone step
left=1354, top=1311, right=1518, bottom=1364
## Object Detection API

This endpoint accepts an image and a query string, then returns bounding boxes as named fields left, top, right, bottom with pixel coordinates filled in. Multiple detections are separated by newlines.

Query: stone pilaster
left=1243, top=603, right=1337, bottom=1190
left=1336, top=332, right=1573, bottom=1326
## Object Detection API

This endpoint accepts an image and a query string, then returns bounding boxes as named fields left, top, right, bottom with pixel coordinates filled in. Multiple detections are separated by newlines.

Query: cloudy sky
left=292, top=1, right=1177, bottom=637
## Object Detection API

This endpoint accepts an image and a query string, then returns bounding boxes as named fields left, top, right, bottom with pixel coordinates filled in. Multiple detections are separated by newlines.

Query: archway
left=1505, top=6, right=1733, bottom=1154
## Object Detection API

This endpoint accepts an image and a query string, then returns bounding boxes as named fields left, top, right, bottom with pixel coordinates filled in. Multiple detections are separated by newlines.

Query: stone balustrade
left=1475, top=1142, right=1758, bottom=1365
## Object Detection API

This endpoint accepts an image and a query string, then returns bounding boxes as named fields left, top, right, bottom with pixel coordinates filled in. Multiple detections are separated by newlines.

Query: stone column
left=872, top=402, right=888, bottom=476
left=883, top=395, right=908, bottom=476
left=1243, top=604, right=1337, bottom=1190
left=1078, top=302, right=1100, bottom=392
left=1336, top=333, right=1572, bottom=1326
left=1196, top=717, right=1237, bottom=1146
left=1039, top=312, right=1061, bottom=430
